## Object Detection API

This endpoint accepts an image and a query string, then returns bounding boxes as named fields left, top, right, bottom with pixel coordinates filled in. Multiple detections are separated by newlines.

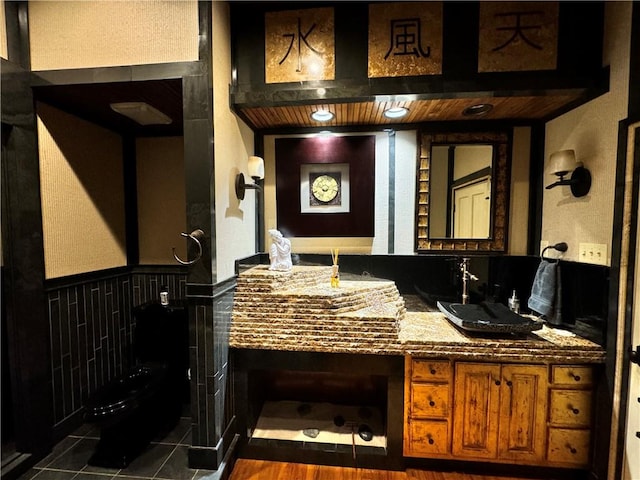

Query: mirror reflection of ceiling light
left=383, top=107, right=408, bottom=119
left=311, top=110, right=334, bottom=122
left=110, top=102, right=172, bottom=125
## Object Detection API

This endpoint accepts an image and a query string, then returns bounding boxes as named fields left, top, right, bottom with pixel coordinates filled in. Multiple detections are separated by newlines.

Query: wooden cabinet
left=404, top=358, right=595, bottom=469
left=404, top=358, right=452, bottom=457
left=452, top=363, right=547, bottom=463
left=452, top=363, right=501, bottom=459
left=547, top=365, right=594, bottom=467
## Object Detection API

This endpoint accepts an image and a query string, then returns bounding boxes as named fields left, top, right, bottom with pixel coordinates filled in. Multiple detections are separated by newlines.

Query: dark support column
left=185, top=2, right=238, bottom=473
left=1, top=59, right=53, bottom=468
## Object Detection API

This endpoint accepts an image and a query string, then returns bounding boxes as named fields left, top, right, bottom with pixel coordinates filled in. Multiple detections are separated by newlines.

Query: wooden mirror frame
left=416, top=130, right=510, bottom=253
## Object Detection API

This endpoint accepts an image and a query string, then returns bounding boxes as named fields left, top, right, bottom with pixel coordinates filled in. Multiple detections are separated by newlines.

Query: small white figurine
left=268, top=229, right=292, bottom=271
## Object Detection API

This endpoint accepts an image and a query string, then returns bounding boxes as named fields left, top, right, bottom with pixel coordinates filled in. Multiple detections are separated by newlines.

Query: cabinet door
left=453, top=363, right=501, bottom=459
left=498, top=364, right=548, bottom=462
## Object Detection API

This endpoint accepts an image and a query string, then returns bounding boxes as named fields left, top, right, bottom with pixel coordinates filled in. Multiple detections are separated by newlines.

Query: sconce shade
left=236, top=155, right=264, bottom=200
left=550, top=149, right=576, bottom=177
left=248, top=156, right=264, bottom=180
left=545, top=149, right=591, bottom=197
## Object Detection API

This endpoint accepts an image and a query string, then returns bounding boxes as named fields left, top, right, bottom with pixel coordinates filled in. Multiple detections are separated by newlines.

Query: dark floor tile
left=16, top=467, right=43, bottom=480
left=117, top=443, right=174, bottom=478
left=154, top=446, right=197, bottom=480
left=28, top=469, right=78, bottom=480
left=73, top=473, right=116, bottom=480
left=47, top=438, right=98, bottom=471
left=190, top=471, right=216, bottom=480
left=154, top=418, right=191, bottom=445
left=34, top=437, right=82, bottom=468
left=81, top=462, right=122, bottom=475
left=70, top=423, right=99, bottom=438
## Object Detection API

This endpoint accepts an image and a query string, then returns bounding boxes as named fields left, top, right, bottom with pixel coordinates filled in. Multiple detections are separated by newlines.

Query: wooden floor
left=228, top=459, right=561, bottom=480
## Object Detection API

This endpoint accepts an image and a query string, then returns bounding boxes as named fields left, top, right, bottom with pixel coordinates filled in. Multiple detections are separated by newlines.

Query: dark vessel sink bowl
left=436, top=301, right=543, bottom=334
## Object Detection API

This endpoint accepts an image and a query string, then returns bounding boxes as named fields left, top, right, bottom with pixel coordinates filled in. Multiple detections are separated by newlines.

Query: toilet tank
left=133, top=300, right=189, bottom=372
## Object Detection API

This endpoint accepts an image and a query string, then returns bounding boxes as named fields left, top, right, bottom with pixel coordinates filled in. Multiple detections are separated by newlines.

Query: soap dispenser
left=160, top=285, right=169, bottom=306
left=508, top=290, right=520, bottom=313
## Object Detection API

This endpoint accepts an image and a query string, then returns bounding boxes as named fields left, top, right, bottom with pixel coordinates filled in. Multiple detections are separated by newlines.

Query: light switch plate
left=579, top=242, right=608, bottom=266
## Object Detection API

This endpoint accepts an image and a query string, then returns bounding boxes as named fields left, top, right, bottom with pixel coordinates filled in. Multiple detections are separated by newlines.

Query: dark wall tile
left=45, top=269, right=186, bottom=430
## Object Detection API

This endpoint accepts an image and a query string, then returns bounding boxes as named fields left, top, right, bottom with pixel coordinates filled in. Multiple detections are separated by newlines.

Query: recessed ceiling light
left=311, top=110, right=334, bottom=122
left=462, top=103, right=494, bottom=117
left=383, top=107, right=408, bottom=119
left=110, top=102, right=172, bottom=125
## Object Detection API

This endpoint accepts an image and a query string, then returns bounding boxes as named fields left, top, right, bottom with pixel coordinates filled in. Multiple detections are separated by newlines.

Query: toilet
left=84, top=300, right=189, bottom=468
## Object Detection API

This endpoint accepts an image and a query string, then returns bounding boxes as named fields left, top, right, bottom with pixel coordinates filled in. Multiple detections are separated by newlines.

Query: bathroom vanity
left=229, top=265, right=606, bottom=473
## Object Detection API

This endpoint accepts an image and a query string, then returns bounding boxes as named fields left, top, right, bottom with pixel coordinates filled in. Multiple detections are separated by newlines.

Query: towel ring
left=541, top=242, right=568, bottom=262
left=172, top=229, right=204, bottom=265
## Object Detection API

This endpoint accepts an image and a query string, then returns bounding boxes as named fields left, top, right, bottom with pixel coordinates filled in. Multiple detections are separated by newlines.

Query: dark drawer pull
left=428, top=437, right=434, bottom=445
left=429, top=400, right=435, bottom=407
left=569, top=372, right=581, bottom=382
left=430, top=369, right=437, bottom=375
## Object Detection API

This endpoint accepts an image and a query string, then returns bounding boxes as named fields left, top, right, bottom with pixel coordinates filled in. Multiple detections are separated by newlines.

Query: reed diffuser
left=330, top=248, right=340, bottom=288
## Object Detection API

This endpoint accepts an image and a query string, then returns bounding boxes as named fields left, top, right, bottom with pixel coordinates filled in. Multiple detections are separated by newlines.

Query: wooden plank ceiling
left=237, top=93, right=585, bottom=131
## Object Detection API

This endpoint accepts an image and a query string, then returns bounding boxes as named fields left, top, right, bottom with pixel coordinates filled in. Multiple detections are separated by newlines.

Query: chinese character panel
left=368, top=2, right=443, bottom=78
left=478, top=1, right=558, bottom=73
left=265, top=7, right=335, bottom=84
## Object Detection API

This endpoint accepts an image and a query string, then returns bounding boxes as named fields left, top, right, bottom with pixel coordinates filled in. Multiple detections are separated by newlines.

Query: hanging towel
left=528, top=259, right=557, bottom=318
left=549, top=265, right=563, bottom=325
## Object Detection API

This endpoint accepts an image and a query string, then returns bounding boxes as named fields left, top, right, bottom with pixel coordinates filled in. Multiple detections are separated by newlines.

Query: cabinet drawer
left=549, top=390, right=592, bottom=426
left=408, top=420, right=449, bottom=455
left=551, top=366, right=593, bottom=387
left=412, top=359, right=451, bottom=382
left=412, top=384, right=450, bottom=418
left=547, top=428, right=590, bottom=466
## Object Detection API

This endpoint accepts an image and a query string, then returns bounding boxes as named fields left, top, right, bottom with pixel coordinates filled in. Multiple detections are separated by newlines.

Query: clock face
left=311, top=174, right=339, bottom=203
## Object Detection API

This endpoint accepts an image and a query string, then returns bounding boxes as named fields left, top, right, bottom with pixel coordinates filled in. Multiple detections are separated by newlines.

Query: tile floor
left=18, top=412, right=219, bottom=480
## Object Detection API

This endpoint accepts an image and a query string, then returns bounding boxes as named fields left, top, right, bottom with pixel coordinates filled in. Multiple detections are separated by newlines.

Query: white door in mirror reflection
left=453, top=177, right=490, bottom=239
left=430, top=143, right=493, bottom=239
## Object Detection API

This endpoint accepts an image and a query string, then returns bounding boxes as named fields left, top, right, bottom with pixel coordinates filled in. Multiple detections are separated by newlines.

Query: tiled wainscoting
left=187, top=279, right=237, bottom=470
left=45, top=266, right=187, bottom=439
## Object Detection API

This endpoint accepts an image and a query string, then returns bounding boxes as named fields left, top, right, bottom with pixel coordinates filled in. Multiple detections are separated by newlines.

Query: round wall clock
left=311, top=174, right=340, bottom=203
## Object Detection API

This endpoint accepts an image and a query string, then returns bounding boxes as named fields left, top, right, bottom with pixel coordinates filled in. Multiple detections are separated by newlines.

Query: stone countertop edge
left=229, top=311, right=606, bottom=364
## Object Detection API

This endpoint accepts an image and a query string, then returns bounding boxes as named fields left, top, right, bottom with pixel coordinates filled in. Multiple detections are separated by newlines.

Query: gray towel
left=549, top=266, right=562, bottom=325
left=528, top=259, right=557, bottom=317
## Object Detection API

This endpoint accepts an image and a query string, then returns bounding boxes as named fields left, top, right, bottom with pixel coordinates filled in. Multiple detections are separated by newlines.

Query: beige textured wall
left=38, top=102, right=126, bottom=279
left=1, top=1, right=7, bottom=60
left=212, top=1, right=257, bottom=281
left=509, top=127, right=531, bottom=255
left=28, top=0, right=198, bottom=70
left=136, top=137, right=186, bottom=265
left=542, top=2, right=631, bottom=265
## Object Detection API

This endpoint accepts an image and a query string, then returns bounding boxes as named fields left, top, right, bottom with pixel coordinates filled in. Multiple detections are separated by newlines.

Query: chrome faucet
left=460, top=257, right=478, bottom=304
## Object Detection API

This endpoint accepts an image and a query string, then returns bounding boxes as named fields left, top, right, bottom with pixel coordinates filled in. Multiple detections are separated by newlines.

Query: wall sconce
left=235, top=155, right=264, bottom=200
left=545, top=149, right=591, bottom=197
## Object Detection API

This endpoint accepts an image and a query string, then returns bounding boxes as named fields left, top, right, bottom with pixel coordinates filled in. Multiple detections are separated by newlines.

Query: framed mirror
left=416, top=131, right=510, bottom=252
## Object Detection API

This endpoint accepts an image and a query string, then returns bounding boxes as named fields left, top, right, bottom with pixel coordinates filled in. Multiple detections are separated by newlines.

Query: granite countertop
left=230, top=267, right=606, bottom=364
